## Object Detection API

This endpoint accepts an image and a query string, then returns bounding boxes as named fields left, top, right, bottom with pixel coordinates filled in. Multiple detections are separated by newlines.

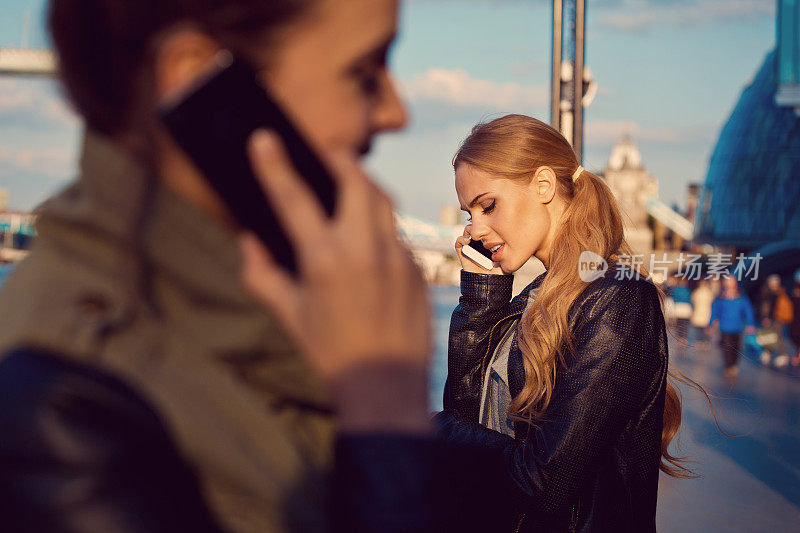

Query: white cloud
left=401, top=68, right=548, bottom=110
left=0, top=81, right=35, bottom=108
left=586, top=119, right=717, bottom=145
left=598, top=0, right=774, bottom=32
left=0, top=147, right=75, bottom=178
left=43, top=98, right=79, bottom=126
left=0, top=79, right=79, bottom=129
left=586, top=120, right=641, bottom=144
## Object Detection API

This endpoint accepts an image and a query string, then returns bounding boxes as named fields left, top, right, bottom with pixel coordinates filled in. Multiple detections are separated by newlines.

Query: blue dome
left=695, top=50, right=800, bottom=248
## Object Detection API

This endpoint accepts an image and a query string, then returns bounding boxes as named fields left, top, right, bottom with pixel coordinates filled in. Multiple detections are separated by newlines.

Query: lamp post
left=551, top=0, right=594, bottom=163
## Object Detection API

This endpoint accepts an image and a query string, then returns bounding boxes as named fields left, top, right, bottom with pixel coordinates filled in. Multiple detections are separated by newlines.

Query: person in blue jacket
left=707, top=275, right=756, bottom=378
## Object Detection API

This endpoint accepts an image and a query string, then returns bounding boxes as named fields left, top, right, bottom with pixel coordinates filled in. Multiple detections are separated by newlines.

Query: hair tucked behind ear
left=453, top=114, right=697, bottom=478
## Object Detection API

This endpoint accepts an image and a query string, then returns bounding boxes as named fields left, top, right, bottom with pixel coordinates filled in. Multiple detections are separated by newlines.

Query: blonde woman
left=438, top=115, right=690, bottom=532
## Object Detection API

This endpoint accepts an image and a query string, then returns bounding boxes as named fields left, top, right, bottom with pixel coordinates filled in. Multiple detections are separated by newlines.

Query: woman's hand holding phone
left=240, top=130, right=432, bottom=435
left=455, top=225, right=504, bottom=275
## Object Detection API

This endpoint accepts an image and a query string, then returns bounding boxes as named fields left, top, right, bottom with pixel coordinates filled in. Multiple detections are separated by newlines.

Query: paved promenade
left=657, top=338, right=800, bottom=532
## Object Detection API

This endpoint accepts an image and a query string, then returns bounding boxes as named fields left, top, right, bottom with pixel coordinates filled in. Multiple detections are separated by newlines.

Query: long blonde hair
left=453, top=114, right=692, bottom=477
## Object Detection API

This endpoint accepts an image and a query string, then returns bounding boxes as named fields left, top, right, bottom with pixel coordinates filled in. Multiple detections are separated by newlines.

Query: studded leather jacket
left=438, top=266, right=669, bottom=532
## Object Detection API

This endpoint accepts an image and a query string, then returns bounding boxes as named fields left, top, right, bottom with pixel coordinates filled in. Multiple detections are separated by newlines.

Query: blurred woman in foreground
left=0, top=1, right=439, bottom=531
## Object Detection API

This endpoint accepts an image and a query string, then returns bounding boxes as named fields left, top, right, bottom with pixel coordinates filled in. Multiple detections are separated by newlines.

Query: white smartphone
left=461, top=239, right=495, bottom=270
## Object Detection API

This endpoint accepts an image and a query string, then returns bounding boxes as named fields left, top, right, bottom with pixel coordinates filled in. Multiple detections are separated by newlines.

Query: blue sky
left=0, top=0, right=776, bottom=220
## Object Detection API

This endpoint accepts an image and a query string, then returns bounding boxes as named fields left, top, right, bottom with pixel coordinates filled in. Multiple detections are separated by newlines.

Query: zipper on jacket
left=514, top=512, right=526, bottom=532
left=568, top=500, right=581, bottom=532
left=482, top=310, right=525, bottom=533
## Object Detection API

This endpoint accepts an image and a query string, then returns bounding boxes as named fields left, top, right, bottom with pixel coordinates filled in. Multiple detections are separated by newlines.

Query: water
left=430, top=284, right=460, bottom=411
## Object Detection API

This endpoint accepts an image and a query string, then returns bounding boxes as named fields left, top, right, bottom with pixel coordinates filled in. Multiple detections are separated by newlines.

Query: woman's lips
left=491, top=244, right=504, bottom=262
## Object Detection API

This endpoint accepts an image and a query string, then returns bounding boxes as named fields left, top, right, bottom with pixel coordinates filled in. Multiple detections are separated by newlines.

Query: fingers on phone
left=456, top=233, right=472, bottom=248
left=239, top=232, right=299, bottom=333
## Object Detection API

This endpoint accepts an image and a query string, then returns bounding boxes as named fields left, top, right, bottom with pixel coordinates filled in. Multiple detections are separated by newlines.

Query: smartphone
left=461, top=239, right=495, bottom=270
left=159, top=50, right=336, bottom=275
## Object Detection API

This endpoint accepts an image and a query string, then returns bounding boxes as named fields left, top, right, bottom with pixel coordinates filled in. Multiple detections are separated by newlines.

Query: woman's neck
left=157, top=143, right=236, bottom=227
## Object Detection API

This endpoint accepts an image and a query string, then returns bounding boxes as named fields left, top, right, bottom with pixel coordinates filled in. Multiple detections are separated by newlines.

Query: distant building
left=438, top=205, right=463, bottom=228
left=695, top=1, right=800, bottom=292
left=0, top=209, right=36, bottom=262
left=776, top=0, right=800, bottom=113
left=602, top=136, right=659, bottom=255
left=695, top=51, right=800, bottom=250
left=685, top=183, right=701, bottom=225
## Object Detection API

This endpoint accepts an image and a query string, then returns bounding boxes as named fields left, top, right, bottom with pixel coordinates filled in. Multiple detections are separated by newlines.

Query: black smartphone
left=461, top=238, right=495, bottom=270
left=159, top=50, right=336, bottom=275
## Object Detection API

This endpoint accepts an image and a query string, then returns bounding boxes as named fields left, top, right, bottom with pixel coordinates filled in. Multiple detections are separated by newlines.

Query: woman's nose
left=470, top=221, right=489, bottom=241
left=373, top=72, right=408, bottom=132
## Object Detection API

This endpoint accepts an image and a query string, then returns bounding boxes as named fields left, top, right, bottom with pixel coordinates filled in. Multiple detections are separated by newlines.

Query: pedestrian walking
left=758, top=274, right=791, bottom=367
left=707, top=275, right=757, bottom=378
left=789, top=277, right=800, bottom=366
left=671, top=277, right=693, bottom=349
left=690, top=280, right=714, bottom=349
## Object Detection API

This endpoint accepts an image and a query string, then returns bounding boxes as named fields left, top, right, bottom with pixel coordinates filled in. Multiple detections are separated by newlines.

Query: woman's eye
left=353, top=67, right=381, bottom=95
left=482, top=200, right=496, bottom=214
left=360, top=74, right=379, bottom=94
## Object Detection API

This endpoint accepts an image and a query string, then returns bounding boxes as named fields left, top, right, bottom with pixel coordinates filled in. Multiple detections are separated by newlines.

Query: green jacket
left=0, top=130, right=335, bottom=532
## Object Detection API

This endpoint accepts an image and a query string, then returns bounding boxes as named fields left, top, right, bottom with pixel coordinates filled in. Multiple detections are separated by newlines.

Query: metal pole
left=572, top=0, right=585, bottom=164
left=551, top=0, right=563, bottom=131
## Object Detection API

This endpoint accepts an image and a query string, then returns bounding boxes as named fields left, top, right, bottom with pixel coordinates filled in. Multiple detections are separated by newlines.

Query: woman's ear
left=533, top=166, right=558, bottom=204
left=153, top=27, right=222, bottom=101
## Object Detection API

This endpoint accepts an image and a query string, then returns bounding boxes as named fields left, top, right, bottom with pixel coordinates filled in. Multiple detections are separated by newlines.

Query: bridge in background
left=0, top=48, right=56, bottom=77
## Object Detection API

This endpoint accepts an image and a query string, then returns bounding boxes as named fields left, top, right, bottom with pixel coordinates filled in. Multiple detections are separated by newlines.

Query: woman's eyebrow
left=461, top=192, right=489, bottom=211
left=351, top=32, right=397, bottom=68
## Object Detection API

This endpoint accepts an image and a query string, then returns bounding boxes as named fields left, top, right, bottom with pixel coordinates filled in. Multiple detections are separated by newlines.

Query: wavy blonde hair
left=453, top=114, right=693, bottom=477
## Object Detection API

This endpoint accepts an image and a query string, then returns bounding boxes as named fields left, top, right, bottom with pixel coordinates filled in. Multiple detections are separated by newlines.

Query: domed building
left=603, top=136, right=659, bottom=255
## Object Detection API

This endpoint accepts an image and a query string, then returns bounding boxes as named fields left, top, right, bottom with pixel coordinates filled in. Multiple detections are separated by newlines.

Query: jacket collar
left=509, top=270, right=548, bottom=314
left=505, top=258, right=628, bottom=316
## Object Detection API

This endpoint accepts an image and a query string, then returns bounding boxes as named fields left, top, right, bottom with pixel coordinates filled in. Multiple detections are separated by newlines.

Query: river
left=429, top=284, right=461, bottom=411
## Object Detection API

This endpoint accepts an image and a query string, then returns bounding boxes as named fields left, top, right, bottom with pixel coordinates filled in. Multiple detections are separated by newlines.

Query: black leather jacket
left=439, top=265, right=669, bottom=532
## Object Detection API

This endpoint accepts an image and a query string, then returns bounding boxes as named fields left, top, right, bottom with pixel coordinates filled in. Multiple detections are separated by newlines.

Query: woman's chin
left=498, top=262, right=516, bottom=275
left=499, top=256, right=530, bottom=275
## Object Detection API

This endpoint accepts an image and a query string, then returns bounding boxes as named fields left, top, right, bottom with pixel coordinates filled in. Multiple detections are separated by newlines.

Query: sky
left=0, top=0, right=776, bottom=221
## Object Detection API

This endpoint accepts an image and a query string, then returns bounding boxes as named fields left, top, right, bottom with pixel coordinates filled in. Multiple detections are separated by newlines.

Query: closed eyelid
left=466, top=200, right=494, bottom=221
